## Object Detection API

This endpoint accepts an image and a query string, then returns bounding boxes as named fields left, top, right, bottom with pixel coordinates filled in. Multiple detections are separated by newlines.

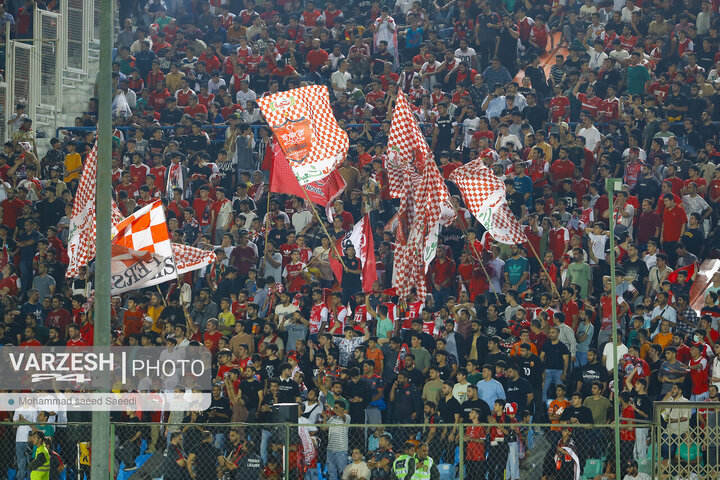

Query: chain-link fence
left=654, top=401, right=720, bottom=480
left=0, top=418, right=676, bottom=480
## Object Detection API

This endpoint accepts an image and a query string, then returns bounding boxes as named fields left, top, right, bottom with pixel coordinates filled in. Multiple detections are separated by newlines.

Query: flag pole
left=300, top=187, right=347, bottom=270
left=458, top=225, right=500, bottom=303
left=91, top=0, right=112, bottom=476
left=526, top=241, right=561, bottom=299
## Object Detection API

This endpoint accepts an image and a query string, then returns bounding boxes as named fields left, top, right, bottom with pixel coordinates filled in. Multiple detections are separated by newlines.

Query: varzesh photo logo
left=0, top=346, right=212, bottom=412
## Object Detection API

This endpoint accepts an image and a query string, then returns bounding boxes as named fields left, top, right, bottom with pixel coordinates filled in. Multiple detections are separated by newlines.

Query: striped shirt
left=326, top=413, right=350, bottom=452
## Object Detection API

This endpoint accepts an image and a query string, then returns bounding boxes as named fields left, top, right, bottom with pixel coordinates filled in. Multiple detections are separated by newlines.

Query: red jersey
left=690, top=356, right=709, bottom=395
left=577, top=93, right=603, bottom=118
left=620, top=405, right=635, bottom=441
left=175, top=88, right=195, bottom=107
left=548, top=227, right=570, bottom=260
left=465, top=425, right=487, bottom=461
left=550, top=159, right=575, bottom=185
left=352, top=304, right=370, bottom=331
left=549, top=96, right=570, bottom=121
left=130, top=163, right=150, bottom=188
left=192, top=198, right=213, bottom=226
left=599, top=97, right=620, bottom=121
left=648, top=82, right=669, bottom=103
left=309, top=303, right=328, bottom=334
left=401, top=301, right=424, bottom=329
left=572, top=178, right=591, bottom=203
left=150, top=166, right=167, bottom=194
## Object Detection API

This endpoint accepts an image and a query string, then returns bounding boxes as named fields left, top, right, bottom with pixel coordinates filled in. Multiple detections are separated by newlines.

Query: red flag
left=668, top=263, right=696, bottom=283
left=329, top=215, right=378, bottom=293
left=269, top=142, right=346, bottom=207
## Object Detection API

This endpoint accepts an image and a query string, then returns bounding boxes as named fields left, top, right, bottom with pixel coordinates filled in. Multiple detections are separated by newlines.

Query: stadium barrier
left=654, top=401, right=720, bottom=480
left=0, top=420, right=661, bottom=480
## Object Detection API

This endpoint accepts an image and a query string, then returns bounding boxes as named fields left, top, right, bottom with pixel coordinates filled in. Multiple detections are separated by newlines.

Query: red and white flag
left=172, top=243, right=217, bottom=275
left=268, top=141, right=346, bottom=207
left=111, top=200, right=177, bottom=289
left=450, top=159, right=528, bottom=245
left=387, top=91, right=450, bottom=301
left=110, top=244, right=166, bottom=294
left=329, top=215, right=378, bottom=293
left=67, top=143, right=128, bottom=278
left=257, top=85, right=348, bottom=185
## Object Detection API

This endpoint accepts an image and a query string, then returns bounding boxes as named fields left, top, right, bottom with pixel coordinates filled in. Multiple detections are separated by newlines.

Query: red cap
left=504, top=402, right=518, bottom=415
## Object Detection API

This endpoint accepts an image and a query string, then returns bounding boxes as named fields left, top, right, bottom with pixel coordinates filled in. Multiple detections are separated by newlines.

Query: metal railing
left=654, top=401, right=720, bottom=480
left=2, top=1, right=96, bottom=143
left=0, top=421, right=643, bottom=480
left=34, top=8, right=63, bottom=111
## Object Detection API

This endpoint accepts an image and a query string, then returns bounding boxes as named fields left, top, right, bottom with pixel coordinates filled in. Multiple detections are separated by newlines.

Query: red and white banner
left=329, top=215, right=378, bottom=293
left=110, top=244, right=165, bottom=294
left=257, top=85, right=348, bottom=185
left=67, top=142, right=132, bottom=277
left=450, top=159, right=528, bottom=245
left=269, top=141, right=346, bottom=207
left=111, top=200, right=177, bottom=289
left=387, top=91, right=450, bottom=301
left=172, top=243, right=217, bottom=275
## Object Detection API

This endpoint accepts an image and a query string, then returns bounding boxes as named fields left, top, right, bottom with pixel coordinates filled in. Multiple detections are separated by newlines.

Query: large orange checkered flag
left=257, top=85, right=348, bottom=185
left=111, top=200, right=177, bottom=290
left=450, top=159, right=528, bottom=245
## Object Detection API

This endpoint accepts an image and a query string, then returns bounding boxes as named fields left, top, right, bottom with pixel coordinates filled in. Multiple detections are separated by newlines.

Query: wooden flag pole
left=300, top=187, right=347, bottom=270
left=459, top=225, right=500, bottom=304
left=526, top=240, right=562, bottom=299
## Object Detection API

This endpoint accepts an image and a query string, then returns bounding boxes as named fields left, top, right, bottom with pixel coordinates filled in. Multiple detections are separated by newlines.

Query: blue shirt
left=477, top=378, right=505, bottom=410
left=513, top=175, right=533, bottom=207
left=481, top=65, right=512, bottom=86
left=505, top=256, right=529, bottom=292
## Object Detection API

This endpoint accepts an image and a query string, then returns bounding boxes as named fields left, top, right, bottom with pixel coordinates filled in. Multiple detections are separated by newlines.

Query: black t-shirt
left=523, top=104, right=547, bottom=132
left=341, top=256, right=362, bottom=289
left=505, top=377, right=533, bottom=410
left=437, top=395, right=462, bottom=424
left=190, top=441, right=220, bottom=480
left=630, top=392, right=652, bottom=422
left=461, top=398, right=491, bottom=423
left=506, top=190, right=525, bottom=218
left=277, top=377, right=301, bottom=403
left=237, top=453, right=263, bottom=479
left=207, top=396, right=231, bottom=423
left=623, top=257, right=649, bottom=293
left=164, top=444, right=187, bottom=480
left=435, top=115, right=454, bottom=148
left=485, top=351, right=511, bottom=367
left=262, top=356, right=282, bottom=380
left=518, top=354, right=545, bottom=390
left=239, top=379, right=263, bottom=411
left=574, top=361, right=610, bottom=398
left=541, top=340, right=569, bottom=371
left=560, top=405, right=593, bottom=424
left=634, top=176, right=660, bottom=204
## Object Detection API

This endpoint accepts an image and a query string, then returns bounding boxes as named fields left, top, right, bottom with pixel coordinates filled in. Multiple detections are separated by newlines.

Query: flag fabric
left=67, top=143, right=127, bottom=278
left=111, top=200, right=177, bottom=288
left=172, top=243, right=217, bottom=275
left=269, top=141, right=346, bottom=207
left=449, top=159, right=528, bottom=245
left=67, top=145, right=98, bottom=277
left=329, top=215, right=378, bottom=293
left=387, top=91, right=450, bottom=301
left=110, top=244, right=166, bottom=294
left=668, top=263, right=696, bottom=283
left=257, top=85, right=348, bottom=185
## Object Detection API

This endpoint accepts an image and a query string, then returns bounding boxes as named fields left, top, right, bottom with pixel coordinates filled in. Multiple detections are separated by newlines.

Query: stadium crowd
left=1, top=0, right=720, bottom=479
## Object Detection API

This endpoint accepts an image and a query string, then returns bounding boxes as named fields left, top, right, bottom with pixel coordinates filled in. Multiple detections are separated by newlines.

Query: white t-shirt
left=603, top=342, right=628, bottom=372
left=292, top=210, right=313, bottom=233
left=588, top=232, right=608, bottom=264
left=13, top=406, right=37, bottom=442
left=331, top=70, right=352, bottom=98
left=578, top=126, right=602, bottom=152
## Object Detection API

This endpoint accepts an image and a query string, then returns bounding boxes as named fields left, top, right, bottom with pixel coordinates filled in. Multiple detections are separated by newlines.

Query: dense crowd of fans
left=1, top=0, right=720, bottom=479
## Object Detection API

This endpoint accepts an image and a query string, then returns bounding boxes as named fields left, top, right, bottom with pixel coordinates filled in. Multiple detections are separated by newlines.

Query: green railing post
left=458, top=424, right=464, bottom=480
left=284, top=424, right=290, bottom=480
left=110, top=423, right=115, bottom=480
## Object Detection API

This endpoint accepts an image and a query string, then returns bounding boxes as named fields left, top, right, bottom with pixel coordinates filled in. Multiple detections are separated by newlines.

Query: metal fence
left=0, top=421, right=640, bottom=480
left=34, top=9, right=63, bottom=111
left=61, top=0, right=87, bottom=74
left=654, top=401, right=720, bottom=480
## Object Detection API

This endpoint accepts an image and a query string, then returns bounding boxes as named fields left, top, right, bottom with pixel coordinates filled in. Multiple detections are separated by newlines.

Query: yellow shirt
left=64, top=153, right=82, bottom=182
left=218, top=311, right=236, bottom=334
left=147, top=305, right=164, bottom=333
